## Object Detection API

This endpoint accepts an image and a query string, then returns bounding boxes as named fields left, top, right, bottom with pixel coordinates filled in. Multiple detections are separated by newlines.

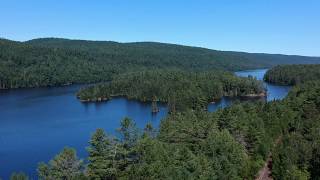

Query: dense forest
left=264, top=64, right=320, bottom=85
left=9, top=79, right=320, bottom=180
left=2, top=38, right=320, bottom=179
left=76, top=70, right=265, bottom=112
left=6, top=65, right=320, bottom=180
left=1, top=37, right=320, bottom=89
left=272, top=81, right=320, bottom=179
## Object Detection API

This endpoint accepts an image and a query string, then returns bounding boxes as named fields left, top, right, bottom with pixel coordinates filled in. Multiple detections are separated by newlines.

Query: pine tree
left=116, top=118, right=139, bottom=174
left=87, top=128, right=117, bottom=180
left=10, top=172, right=29, bottom=180
left=37, top=147, right=84, bottom=180
left=151, top=96, right=159, bottom=113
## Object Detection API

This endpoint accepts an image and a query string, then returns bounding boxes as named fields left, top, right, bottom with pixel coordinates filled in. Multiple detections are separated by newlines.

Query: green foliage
left=77, top=70, right=265, bottom=112
left=118, top=117, right=139, bottom=147
left=144, top=111, right=248, bottom=179
left=87, top=118, right=140, bottom=179
left=37, top=147, right=84, bottom=180
left=1, top=38, right=320, bottom=89
left=115, top=117, right=140, bottom=177
left=271, top=81, right=320, bottom=180
left=6, top=60, right=320, bottom=179
left=264, top=64, right=320, bottom=85
left=34, top=79, right=320, bottom=179
left=263, top=65, right=320, bottom=179
left=10, top=172, right=29, bottom=180
left=202, top=130, right=247, bottom=179
left=127, top=113, right=248, bottom=180
left=87, top=128, right=117, bottom=179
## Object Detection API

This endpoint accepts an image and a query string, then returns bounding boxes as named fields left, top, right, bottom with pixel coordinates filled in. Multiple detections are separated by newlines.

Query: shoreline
left=79, top=91, right=267, bottom=104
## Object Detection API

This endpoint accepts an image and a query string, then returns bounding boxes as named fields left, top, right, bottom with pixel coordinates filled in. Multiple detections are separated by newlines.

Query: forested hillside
left=27, top=38, right=320, bottom=67
left=77, top=70, right=265, bottom=112
left=1, top=37, right=320, bottom=89
left=0, top=39, right=115, bottom=89
left=264, top=64, right=320, bottom=85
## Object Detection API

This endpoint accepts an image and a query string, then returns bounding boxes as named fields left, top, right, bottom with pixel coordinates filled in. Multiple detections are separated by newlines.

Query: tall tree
left=38, top=147, right=84, bottom=180
left=10, top=172, right=29, bottom=180
left=87, top=128, right=117, bottom=180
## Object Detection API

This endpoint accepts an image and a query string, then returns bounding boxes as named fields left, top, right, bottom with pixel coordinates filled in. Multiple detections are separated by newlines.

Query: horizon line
left=2, top=36, right=320, bottom=58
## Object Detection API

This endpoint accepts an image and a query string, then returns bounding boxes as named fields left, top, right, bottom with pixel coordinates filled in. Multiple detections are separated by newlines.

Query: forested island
left=8, top=65, right=320, bottom=180
left=76, top=70, right=265, bottom=112
left=264, top=64, right=320, bottom=85
left=1, top=38, right=320, bottom=89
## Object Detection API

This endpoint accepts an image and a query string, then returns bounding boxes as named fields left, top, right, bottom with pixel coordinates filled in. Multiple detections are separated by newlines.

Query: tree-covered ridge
left=1, top=37, right=320, bottom=89
left=0, top=39, right=116, bottom=89
left=264, top=64, right=320, bottom=85
left=27, top=38, right=320, bottom=68
left=76, top=70, right=265, bottom=112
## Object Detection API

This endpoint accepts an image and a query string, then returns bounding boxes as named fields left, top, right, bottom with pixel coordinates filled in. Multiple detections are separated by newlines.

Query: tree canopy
left=1, top=38, right=320, bottom=89
left=3, top=38, right=320, bottom=179
left=33, top=79, right=320, bottom=179
left=264, top=64, right=320, bottom=85
left=77, top=70, right=265, bottom=112
left=39, top=65, right=320, bottom=179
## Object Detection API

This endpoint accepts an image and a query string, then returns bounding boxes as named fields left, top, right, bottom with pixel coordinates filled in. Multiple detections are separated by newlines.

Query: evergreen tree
left=87, top=128, right=117, bottom=180
left=114, top=117, right=139, bottom=176
left=38, top=147, right=84, bottom=180
left=118, top=117, right=138, bottom=148
left=10, top=172, right=29, bottom=180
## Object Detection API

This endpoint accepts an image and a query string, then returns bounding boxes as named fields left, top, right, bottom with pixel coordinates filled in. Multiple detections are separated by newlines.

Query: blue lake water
left=235, top=69, right=291, bottom=101
left=0, top=69, right=291, bottom=179
left=0, top=86, right=168, bottom=179
left=208, top=69, right=291, bottom=112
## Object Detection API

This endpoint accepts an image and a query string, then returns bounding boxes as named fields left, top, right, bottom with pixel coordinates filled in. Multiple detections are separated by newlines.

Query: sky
left=1, top=0, right=319, bottom=56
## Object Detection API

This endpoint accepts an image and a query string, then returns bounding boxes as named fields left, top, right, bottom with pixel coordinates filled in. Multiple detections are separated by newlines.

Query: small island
left=151, top=99, right=160, bottom=113
left=76, top=70, right=266, bottom=112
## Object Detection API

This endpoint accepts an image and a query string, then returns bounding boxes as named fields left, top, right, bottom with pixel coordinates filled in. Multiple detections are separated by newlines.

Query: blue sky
left=1, top=0, right=319, bottom=56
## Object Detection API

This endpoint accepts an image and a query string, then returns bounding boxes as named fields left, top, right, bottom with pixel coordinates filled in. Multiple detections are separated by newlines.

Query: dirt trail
left=255, top=155, right=273, bottom=180
left=255, top=137, right=282, bottom=180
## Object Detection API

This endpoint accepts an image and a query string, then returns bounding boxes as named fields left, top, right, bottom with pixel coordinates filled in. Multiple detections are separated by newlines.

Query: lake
left=208, top=69, right=291, bottom=111
left=235, top=68, right=291, bottom=101
left=0, top=69, right=291, bottom=179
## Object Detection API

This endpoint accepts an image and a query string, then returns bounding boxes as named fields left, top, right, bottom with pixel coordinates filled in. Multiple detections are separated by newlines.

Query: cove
left=0, top=69, right=290, bottom=179
left=208, top=69, right=291, bottom=112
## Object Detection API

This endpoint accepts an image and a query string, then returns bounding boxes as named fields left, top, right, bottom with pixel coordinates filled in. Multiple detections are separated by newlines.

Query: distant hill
left=27, top=38, right=320, bottom=67
left=0, top=37, right=319, bottom=89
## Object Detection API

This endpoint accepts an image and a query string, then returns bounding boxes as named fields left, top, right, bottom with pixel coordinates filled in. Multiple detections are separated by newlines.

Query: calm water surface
left=235, top=69, right=291, bottom=101
left=208, top=69, right=291, bottom=111
left=0, top=85, right=168, bottom=179
left=0, top=69, right=291, bottom=179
